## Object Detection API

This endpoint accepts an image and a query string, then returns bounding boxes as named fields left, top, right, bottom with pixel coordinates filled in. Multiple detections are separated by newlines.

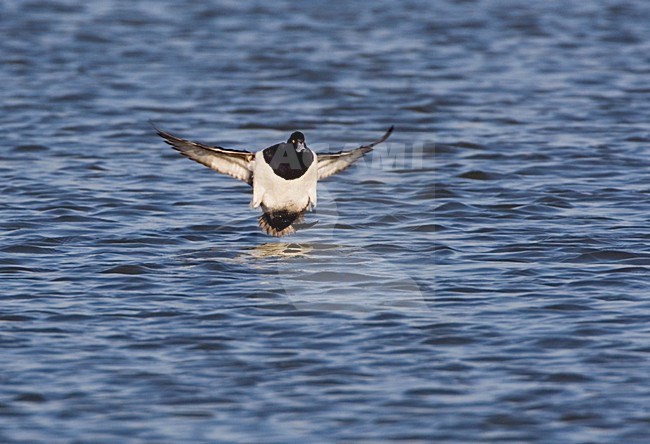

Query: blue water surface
left=1, top=0, right=650, bottom=442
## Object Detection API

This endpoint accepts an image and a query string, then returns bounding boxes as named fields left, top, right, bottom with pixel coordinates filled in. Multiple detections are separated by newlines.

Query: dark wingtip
left=150, top=122, right=179, bottom=151
left=150, top=121, right=177, bottom=145
left=149, top=120, right=166, bottom=138
left=377, top=125, right=394, bottom=144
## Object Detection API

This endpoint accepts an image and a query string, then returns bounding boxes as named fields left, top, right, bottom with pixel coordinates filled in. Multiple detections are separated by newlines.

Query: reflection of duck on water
left=243, top=243, right=315, bottom=259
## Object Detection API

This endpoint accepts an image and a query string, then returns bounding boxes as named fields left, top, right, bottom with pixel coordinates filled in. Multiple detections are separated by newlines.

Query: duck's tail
left=258, top=210, right=304, bottom=237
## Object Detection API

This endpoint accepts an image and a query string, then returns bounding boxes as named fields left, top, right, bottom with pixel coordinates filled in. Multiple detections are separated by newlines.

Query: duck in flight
left=155, top=125, right=394, bottom=236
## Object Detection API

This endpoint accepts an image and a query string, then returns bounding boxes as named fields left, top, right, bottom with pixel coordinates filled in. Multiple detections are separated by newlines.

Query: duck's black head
left=287, top=131, right=306, bottom=151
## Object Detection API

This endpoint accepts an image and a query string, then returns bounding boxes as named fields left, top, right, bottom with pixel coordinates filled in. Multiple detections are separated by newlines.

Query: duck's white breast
left=251, top=151, right=318, bottom=212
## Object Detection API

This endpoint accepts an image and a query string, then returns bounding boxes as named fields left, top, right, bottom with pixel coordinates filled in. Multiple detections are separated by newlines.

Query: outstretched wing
left=154, top=125, right=255, bottom=185
left=317, top=126, right=394, bottom=180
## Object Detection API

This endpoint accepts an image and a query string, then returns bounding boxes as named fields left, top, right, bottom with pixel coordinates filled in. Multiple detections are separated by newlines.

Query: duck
left=155, top=124, right=394, bottom=236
